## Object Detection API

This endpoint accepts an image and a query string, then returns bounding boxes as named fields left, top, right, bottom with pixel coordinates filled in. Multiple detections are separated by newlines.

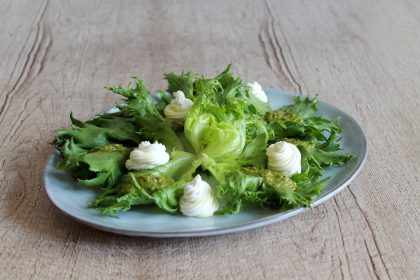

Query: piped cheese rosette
left=125, top=141, right=170, bottom=170
left=164, top=90, right=194, bottom=119
left=266, top=141, right=302, bottom=177
left=248, top=81, right=268, bottom=103
left=180, top=175, right=219, bottom=217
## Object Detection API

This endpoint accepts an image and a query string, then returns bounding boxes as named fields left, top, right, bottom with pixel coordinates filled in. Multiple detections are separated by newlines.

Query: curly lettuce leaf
left=89, top=172, right=185, bottom=215
left=54, top=113, right=140, bottom=149
left=211, top=164, right=325, bottom=214
left=89, top=173, right=155, bottom=215
left=240, top=120, right=269, bottom=168
left=88, top=150, right=198, bottom=215
left=282, top=95, right=318, bottom=118
left=164, top=71, right=195, bottom=99
left=152, top=91, right=173, bottom=115
left=216, top=169, right=264, bottom=214
left=57, top=141, right=130, bottom=188
left=108, top=78, right=183, bottom=151
left=286, top=133, right=354, bottom=177
left=260, top=169, right=327, bottom=210
left=78, top=144, right=130, bottom=188
left=266, top=96, right=342, bottom=141
left=203, top=162, right=263, bottom=214
left=56, top=139, right=87, bottom=170
left=213, top=65, right=271, bottom=115
left=132, top=150, right=197, bottom=180
left=213, top=65, right=243, bottom=101
left=152, top=181, right=185, bottom=212
left=238, top=168, right=326, bottom=210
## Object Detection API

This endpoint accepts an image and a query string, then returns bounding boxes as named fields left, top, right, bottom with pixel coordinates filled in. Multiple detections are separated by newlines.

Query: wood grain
left=0, top=0, right=419, bottom=279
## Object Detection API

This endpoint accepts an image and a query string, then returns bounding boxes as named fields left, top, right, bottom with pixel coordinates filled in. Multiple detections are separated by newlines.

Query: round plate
left=44, top=88, right=367, bottom=237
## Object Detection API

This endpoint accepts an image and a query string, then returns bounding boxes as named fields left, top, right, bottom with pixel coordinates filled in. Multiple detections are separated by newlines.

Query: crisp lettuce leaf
left=108, top=78, right=183, bottom=151
left=89, top=193, right=154, bottom=216
left=240, top=120, right=269, bottom=168
left=205, top=162, right=264, bottom=214
left=78, top=144, right=130, bottom=188
left=89, top=172, right=185, bottom=215
left=56, top=139, right=87, bottom=170
left=131, top=150, right=197, bottom=180
left=282, top=95, right=318, bottom=117
left=89, top=172, right=156, bottom=215
left=261, top=170, right=327, bottom=210
left=152, top=91, right=172, bottom=115
left=164, top=71, right=195, bottom=99
left=285, top=133, right=354, bottom=178
left=152, top=181, right=185, bottom=212
left=245, top=86, right=272, bottom=116
left=57, top=141, right=130, bottom=188
left=240, top=168, right=326, bottom=210
left=54, top=113, right=140, bottom=149
left=215, top=169, right=264, bottom=214
left=213, top=65, right=271, bottom=115
left=88, top=150, right=198, bottom=215
left=266, top=96, right=342, bottom=141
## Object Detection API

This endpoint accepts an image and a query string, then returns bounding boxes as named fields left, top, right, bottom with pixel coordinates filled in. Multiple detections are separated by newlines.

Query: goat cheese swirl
left=125, top=141, right=170, bottom=170
left=180, top=175, right=219, bottom=217
left=248, top=81, right=268, bottom=103
left=266, top=141, right=301, bottom=177
left=164, top=90, right=194, bottom=119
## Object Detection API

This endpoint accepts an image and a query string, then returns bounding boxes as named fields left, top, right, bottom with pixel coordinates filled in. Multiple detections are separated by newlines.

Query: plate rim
left=44, top=89, right=367, bottom=237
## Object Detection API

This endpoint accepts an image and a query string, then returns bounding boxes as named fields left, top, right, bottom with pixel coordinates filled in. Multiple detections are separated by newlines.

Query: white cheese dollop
left=164, top=90, right=194, bottom=119
left=266, top=141, right=301, bottom=177
left=248, top=81, right=268, bottom=103
left=180, top=175, right=219, bottom=217
left=125, top=141, right=170, bottom=170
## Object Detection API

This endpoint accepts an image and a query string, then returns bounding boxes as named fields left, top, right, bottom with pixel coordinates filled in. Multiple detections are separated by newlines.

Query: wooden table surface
left=1, top=0, right=419, bottom=279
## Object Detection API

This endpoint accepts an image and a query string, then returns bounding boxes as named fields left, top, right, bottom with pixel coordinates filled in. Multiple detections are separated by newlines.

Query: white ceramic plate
left=44, top=88, right=367, bottom=237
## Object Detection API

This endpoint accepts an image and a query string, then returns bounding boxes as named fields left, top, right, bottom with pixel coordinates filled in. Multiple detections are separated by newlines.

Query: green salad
left=53, top=65, right=354, bottom=217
